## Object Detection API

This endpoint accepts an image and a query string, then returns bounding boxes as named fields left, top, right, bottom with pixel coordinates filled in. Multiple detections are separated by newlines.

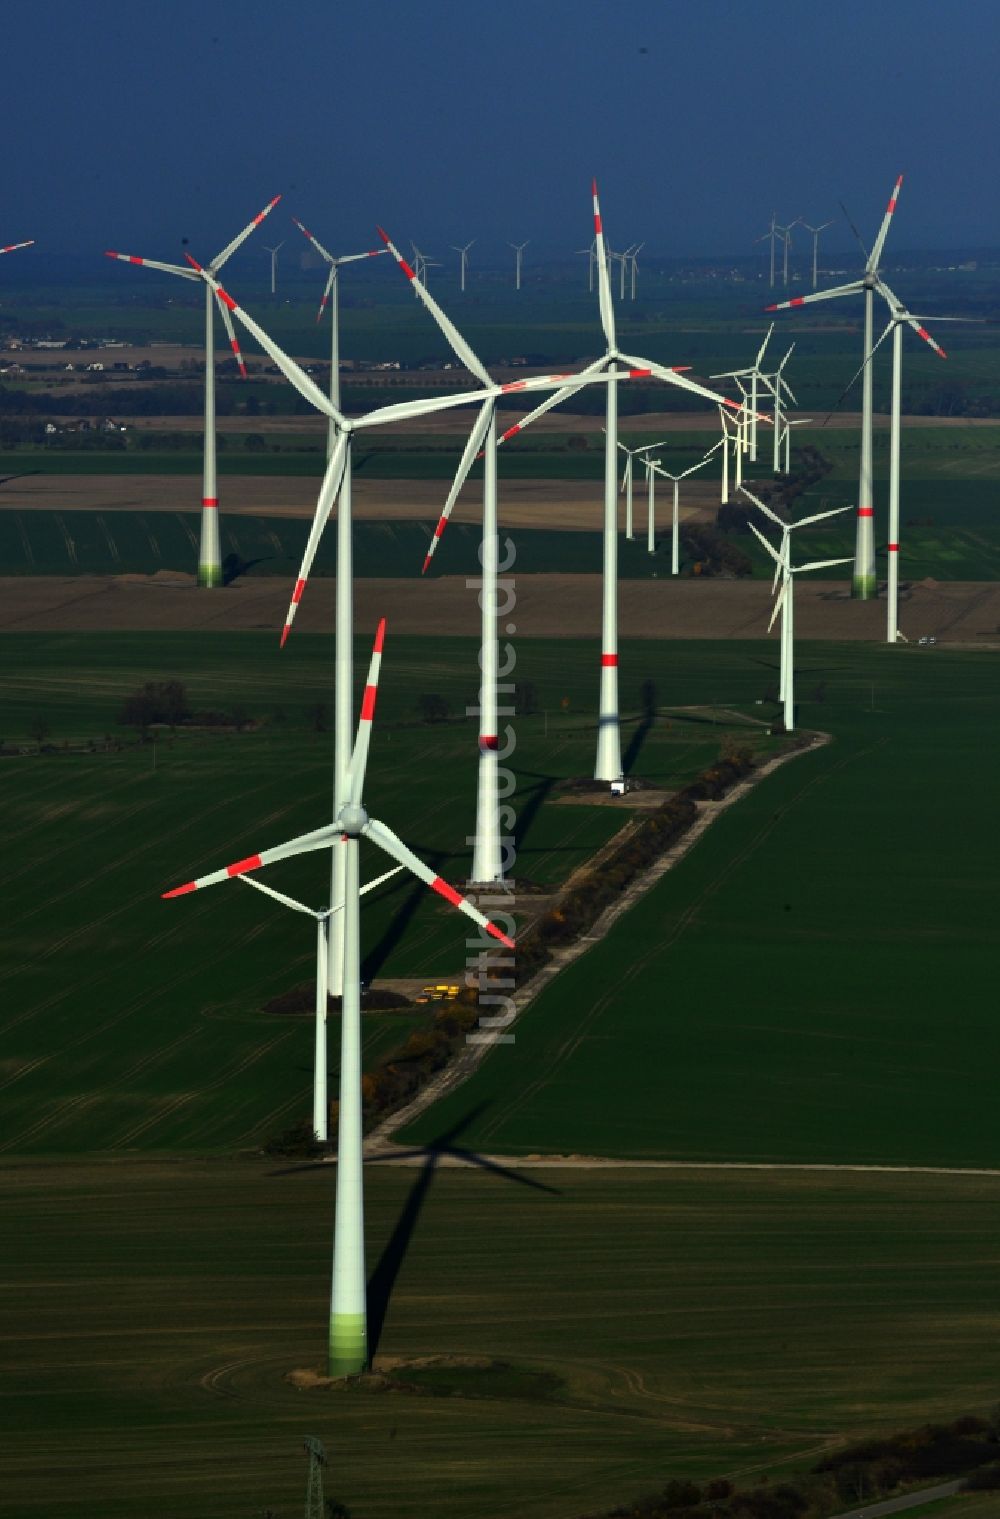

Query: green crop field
left=397, top=638, right=1000, bottom=1168
left=6, top=1159, right=1000, bottom=1519
left=0, top=632, right=766, bottom=1156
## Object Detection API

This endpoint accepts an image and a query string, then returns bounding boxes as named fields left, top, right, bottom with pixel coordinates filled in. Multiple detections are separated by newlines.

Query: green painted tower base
left=851, top=573, right=876, bottom=600
left=198, top=563, right=223, bottom=588
left=328, top=1313, right=368, bottom=1378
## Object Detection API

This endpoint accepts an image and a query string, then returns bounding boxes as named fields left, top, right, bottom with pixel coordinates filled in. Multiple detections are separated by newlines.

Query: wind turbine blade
left=423, top=400, right=494, bottom=573
left=868, top=175, right=903, bottom=273
left=765, top=280, right=864, bottom=312
left=359, top=864, right=405, bottom=898
left=378, top=226, right=491, bottom=385
left=362, top=817, right=515, bottom=949
left=795, top=557, right=853, bottom=574
left=354, top=369, right=633, bottom=432
left=0, top=240, right=33, bottom=255
left=748, top=519, right=782, bottom=566
left=755, top=322, right=774, bottom=367
left=738, top=485, right=785, bottom=528
left=495, top=355, right=609, bottom=445
left=214, top=291, right=248, bottom=378
left=280, top=431, right=349, bottom=647
left=187, top=257, right=345, bottom=425
left=795, top=504, right=854, bottom=529
left=240, top=874, right=319, bottom=917
left=825, top=322, right=894, bottom=420
left=616, top=351, right=754, bottom=416
left=104, top=251, right=199, bottom=280
left=344, top=619, right=386, bottom=805
left=767, top=576, right=788, bottom=633
left=315, top=264, right=336, bottom=325
left=591, top=179, right=616, bottom=350
left=292, top=217, right=334, bottom=264
left=162, top=821, right=338, bottom=897
left=210, top=194, right=282, bottom=273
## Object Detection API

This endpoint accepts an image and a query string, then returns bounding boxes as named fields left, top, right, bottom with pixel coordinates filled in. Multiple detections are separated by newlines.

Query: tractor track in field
left=365, top=730, right=836, bottom=1157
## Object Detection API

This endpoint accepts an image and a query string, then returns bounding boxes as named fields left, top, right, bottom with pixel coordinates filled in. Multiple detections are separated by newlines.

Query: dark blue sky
left=7, top=0, right=998, bottom=263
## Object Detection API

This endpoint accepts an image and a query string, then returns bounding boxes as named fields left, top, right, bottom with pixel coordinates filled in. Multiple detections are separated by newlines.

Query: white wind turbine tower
left=628, top=244, right=643, bottom=300
left=452, top=240, right=474, bottom=292
left=510, top=241, right=528, bottom=291
left=264, top=241, right=284, bottom=295
left=766, top=174, right=915, bottom=598
left=291, top=216, right=387, bottom=996
left=105, top=195, right=280, bottom=587
left=163, top=619, right=515, bottom=1378
left=776, top=221, right=795, bottom=287
left=184, top=260, right=617, bottom=925
left=239, top=864, right=402, bottom=1140
left=796, top=220, right=834, bottom=290
left=748, top=520, right=851, bottom=730
left=718, top=402, right=745, bottom=500
left=377, top=225, right=644, bottom=879
left=835, top=291, right=972, bottom=643
left=484, top=180, right=760, bottom=783
left=652, top=444, right=722, bottom=570
left=576, top=239, right=597, bottom=292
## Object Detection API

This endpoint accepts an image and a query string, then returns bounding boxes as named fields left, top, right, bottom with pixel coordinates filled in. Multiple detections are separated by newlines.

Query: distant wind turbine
left=510, top=240, right=528, bottom=290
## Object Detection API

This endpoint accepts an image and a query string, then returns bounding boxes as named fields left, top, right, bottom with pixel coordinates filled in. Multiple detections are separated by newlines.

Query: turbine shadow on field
left=366, top=1106, right=559, bottom=1357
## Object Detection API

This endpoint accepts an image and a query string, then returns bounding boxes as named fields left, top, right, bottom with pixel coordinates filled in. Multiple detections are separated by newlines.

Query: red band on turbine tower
left=480, top=735, right=499, bottom=751
left=202, top=497, right=218, bottom=507
left=601, top=653, right=618, bottom=667
left=888, top=543, right=899, bottom=552
left=858, top=508, right=874, bottom=518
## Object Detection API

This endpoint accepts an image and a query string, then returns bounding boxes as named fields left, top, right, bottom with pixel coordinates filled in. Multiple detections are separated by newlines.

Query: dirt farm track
left=3, top=571, right=1000, bottom=643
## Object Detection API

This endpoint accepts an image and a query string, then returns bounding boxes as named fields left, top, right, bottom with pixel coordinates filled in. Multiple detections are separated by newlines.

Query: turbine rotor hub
left=338, top=802, right=368, bottom=837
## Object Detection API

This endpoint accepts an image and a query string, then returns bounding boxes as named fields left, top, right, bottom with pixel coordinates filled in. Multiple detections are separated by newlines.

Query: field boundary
left=365, top=730, right=831, bottom=1156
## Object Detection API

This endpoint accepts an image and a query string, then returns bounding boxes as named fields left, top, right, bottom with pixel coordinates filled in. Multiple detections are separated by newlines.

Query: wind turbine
left=766, top=174, right=925, bottom=598
left=291, top=217, right=387, bottom=997
left=744, top=498, right=851, bottom=729
left=576, top=239, right=597, bottom=292
left=796, top=220, right=834, bottom=290
left=755, top=213, right=782, bottom=288
left=834, top=292, right=973, bottom=643
left=105, top=195, right=280, bottom=587
left=163, top=620, right=515, bottom=1378
left=452, top=240, right=474, bottom=292
left=183, top=259, right=612, bottom=946
left=489, top=180, right=760, bottom=783
left=264, top=241, right=284, bottom=295
left=710, top=324, right=773, bottom=462
left=378, top=226, right=646, bottom=879
left=652, top=444, right=721, bottom=570
left=777, top=221, right=795, bottom=287
left=509, top=241, right=528, bottom=291
left=240, top=864, right=402, bottom=1140
left=628, top=243, right=643, bottom=300
left=759, top=344, right=796, bottom=474
left=617, top=437, right=667, bottom=541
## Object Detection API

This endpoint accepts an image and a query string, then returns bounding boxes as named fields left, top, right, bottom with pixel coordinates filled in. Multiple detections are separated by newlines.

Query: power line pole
left=304, top=1437, right=327, bottom=1519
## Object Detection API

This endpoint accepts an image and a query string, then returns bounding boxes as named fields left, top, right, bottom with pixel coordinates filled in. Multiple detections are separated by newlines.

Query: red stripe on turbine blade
left=601, top=654, right=618, bottom=667
left=858, top=508, right=874, bottom=518
left=216, top=286, right=238, bottom=312
left=430, top=875, right=463, bottom=908
left=129, top=256, right=144, bottom=265
left=594, top=213, right=603, bottom=235
left=501, top=381, right=527, bottom=392
left=360, top=683, right=378, bottom=721
left=400, top=260, right=417, bottom=281
left=227, top=855, right=262, bottom=878
left=433, top=517, right=447, bottom=538
left=789, top=297, right=805, bottom=307
left=162, top=881, right=197, bottom=898
left=500, top=424, right=522, bottom=442
left=368, top=249, right=380, bottom=256
left=591, top=178, right=598, bottom=196
left=421, top=554, right=432, bottom=575
left=486, top=922, right=516, bottom=950
left=279, top=623, right=292, bottom=649
left=291, top=578, right=307, bottom=604
left=628, top=368, right=651, bottom=378
left=373, top=617, right=386, bottom=653
left=764, top=304, right=780, bottom=312
left=105, top=250, right=118, bottom=259
left=723, top=399, right=742, bottom=411
left=184, top=253, right=203, bottom=271
left=480, top=735, right=499, bottom=751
